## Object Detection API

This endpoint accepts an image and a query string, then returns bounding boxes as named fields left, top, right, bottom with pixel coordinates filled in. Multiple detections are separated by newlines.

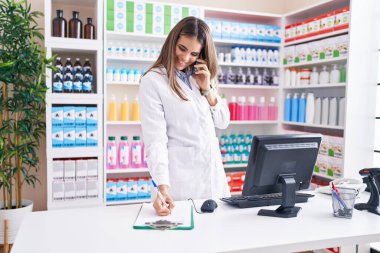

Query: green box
left=319, top=52, right=325, bottom=60
left=182, top=7, right=189, bottom=18
left=314, top=165, right=320, bottom=173
left=307, top=55, right=312, bottom=61
left=333, top=50, right=340, bottom=58
left=294, top=57, right=300, bottom=63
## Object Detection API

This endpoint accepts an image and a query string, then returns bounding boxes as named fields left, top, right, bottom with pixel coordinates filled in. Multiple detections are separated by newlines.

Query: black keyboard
left=221, top=192, right=314, bottom=208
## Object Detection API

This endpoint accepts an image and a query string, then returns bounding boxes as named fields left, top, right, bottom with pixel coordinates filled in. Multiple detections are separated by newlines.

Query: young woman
left=139, top=16, right=230, bottom=216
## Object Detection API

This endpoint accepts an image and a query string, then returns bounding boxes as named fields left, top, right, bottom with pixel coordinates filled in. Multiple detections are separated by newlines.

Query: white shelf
left=282, top=121, right=344, bottom=130
left=106, top=168, right=150, bottom=174
left=107, top=31, right=166, bottom=42
left=107, top=121, right=141, bottom=125
left=313, top=173, right=337, bottom=181
left=48, top=198, right=102, bottom=210
left=107, top=56, right=156, bottom=63
left=107, top=82, right=139, bottom=86
left=230, top=120, right=278, bottom=125
left=106, top=199, right=150, bottom=206
left=224, top=164, right=247, bottom=169
left=284, top=57, right=348, bottom=68
left=219, top=84, right=279, bottom=89
left=45, top=37, right=102, bottom=52
left=47, top=93, right=103, bottom=100
left=283, top=83, right=346, bottom=89
left=49, top=147, right=101, bottom=159
left=219, top=62, right=280, bottom=68
left=213, top=38, right=280, bottom=47
left=284, top=29, right=349, bottom=47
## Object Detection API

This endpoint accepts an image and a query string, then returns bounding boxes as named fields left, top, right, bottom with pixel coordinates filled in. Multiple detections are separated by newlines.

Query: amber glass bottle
left=69, top=11, right=82, bottom=39
left=52, top=10, right=67, bottom=37
left=84, top=18, right=96, bottom=40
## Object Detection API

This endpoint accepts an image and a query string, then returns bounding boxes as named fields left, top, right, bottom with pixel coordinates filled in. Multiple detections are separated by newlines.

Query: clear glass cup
left=331, top=187, right=356, bottom=219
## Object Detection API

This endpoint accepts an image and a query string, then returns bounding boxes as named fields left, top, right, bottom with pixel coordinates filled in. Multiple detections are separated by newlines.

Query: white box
left=64, top=160, right=76, bottom=180
left=63, top=127, right=75, bottom=147
left=87, top=179, right=98, bottom=198
left=152, top=3, right=164, bottom=35
left=86, top=107, right=98, bottom=126
left=64, top=181, right=76, bottom=200
left=75, top=127, right=86, bottom=147
left=52, top=160, right=64, bottom=180
left=87, top=159, right=98, bottom=178
left=75, top=107, right=86, bottom=127
left=75, top=180, right=87, bottom=199
left=76, top=160, right=88, bottom=179
left=189, top=7, right=201, bottom=18
left=230, top=22, right=240, bottom=40
left=221, top=21, right=231, bottom=39
left=52, top=127, right=63, bottom=148
left=52, top=181, right=64, bottom=201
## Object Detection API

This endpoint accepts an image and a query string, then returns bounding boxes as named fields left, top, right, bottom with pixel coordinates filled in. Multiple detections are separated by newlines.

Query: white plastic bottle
left=246, top=47, right=252, bottom=63
left=272, top=70, right=279, bottom=86
left=314, top=97, right=321, bottom=124
left=328, top=97, right=338, bottom=126
left=268, top=49, right=274, bottom=66
left=290, top=68, right=297, bottom=87
left=285, top=68, right=291, bottom=87
left=257, top=48, right=263, bottom=65
left=321, top=97, right=329, bottom=125
left=329, top=64, right=340, bottom=84
left=338, top=97, right=346, bottom=126
left=310, top=66, right=319, bottom=85
left=251, top=48, right=257, bottom=63
left=262, top=49, right=268, bottom=65
left=273, top=49, right=279, bottom=66
left=240, top=47, right=246, bottom=62
left=319, top=65, right=329, bottom=84
left=296, top=70, right=301, bottom=86
left=305, top=92, right=315, bottom=124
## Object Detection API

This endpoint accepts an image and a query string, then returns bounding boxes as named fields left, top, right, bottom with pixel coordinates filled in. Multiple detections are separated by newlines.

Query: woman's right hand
left=153, top=187, right=175, bottom=216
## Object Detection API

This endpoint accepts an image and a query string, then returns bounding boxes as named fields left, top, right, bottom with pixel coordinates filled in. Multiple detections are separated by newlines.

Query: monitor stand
left=258, top=174, right=301, bottom=218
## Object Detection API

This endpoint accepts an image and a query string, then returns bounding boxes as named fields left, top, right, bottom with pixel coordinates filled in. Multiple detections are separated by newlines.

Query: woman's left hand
left=193, top=59, right=211, bottom=91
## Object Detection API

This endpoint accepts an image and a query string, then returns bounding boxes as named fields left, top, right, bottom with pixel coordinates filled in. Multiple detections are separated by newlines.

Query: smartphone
left=190, top=50, right=206, bottom=75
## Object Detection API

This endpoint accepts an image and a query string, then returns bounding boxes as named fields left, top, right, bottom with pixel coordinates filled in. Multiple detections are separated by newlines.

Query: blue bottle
left=284, top=93, right=292, bottom=121
left=291, top=93, right=299, bottom=122
left=298, top=93, right=307, bottom=123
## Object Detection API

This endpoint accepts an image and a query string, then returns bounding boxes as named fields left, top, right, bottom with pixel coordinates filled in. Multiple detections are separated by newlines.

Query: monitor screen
left=243, top=134, right=321, bottom=199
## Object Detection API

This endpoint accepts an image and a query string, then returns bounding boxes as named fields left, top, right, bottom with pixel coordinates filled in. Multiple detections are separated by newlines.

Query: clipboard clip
left=145, top=220, right=183, bottom=230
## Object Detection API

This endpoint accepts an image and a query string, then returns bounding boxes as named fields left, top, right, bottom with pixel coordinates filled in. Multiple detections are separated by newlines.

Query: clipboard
left=133, top=202, right=194, bottom=230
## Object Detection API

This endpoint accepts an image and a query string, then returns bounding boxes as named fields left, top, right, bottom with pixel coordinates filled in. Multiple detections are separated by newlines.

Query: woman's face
left=174, top=35, right=202, bottom=71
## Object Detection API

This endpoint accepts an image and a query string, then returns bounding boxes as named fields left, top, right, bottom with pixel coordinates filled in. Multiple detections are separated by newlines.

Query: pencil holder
left=331, top=187, right=356, bottom=219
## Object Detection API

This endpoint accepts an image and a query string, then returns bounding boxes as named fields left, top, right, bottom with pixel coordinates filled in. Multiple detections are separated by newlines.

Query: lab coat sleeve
left=139, top=73, right=170, bottom=187
left=210, top=94, right=230, bottom=129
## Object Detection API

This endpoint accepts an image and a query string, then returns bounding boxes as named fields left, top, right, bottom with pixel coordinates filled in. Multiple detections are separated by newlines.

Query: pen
left=151, top=179, right=170, bottom=210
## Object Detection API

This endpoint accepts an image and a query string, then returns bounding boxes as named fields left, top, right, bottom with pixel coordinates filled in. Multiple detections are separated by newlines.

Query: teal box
left=86, top=106, right=98, bottom=126
left=52, top=106, right=63, bottom=127
left=127, top=180, right=138, bottom=199
left=116, top=181, right=128, bottom=200
left=75, top=107, right=86, bottom=127
left=63, top=106, right=75, bottom=127
left=75, top=127, right=86, bottom=147
left=106, top=181, right=117, bottom=201
left=63, top=127, right=75, bottom=147
left=137, top=180, right=148, bottom=198
left=86, top=126, right=98, bottom=147
left=248, top=23, right=257, bottom=41
left=52, top=127, right=63, bottom=148
left=256, top=24, right=265, bottom=42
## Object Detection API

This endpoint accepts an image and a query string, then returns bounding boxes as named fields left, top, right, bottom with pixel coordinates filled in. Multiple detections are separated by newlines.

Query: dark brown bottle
left=69, top=11, right=82, bottom=39
left=84, top=18, right=96, bottom=40
left=52, top=10, right=67, bottom=37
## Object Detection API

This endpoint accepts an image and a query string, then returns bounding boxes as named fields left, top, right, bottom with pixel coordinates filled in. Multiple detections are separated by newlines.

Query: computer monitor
left=242, top=134, right=321, bottom=218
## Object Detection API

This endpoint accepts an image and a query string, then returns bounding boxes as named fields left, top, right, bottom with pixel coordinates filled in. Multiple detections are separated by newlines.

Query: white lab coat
left=139, top=67, right=231, bottom=201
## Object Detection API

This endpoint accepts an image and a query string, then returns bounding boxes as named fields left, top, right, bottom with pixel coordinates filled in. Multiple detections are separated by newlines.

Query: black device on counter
left=221, top=134, right=321, bottom=218
left=354, top=168, right=380, bottom=215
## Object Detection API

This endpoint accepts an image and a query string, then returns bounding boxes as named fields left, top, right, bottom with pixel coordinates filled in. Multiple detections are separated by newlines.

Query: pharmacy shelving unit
left=280, top=0, right=378, bottom=182
left=103, top=1, right=283, bottom=205
left=45, top=0, right=104, bottom=209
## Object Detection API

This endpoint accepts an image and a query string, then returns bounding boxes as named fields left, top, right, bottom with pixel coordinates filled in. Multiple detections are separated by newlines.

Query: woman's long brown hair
left=143, top=16, right=218, bottom=101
